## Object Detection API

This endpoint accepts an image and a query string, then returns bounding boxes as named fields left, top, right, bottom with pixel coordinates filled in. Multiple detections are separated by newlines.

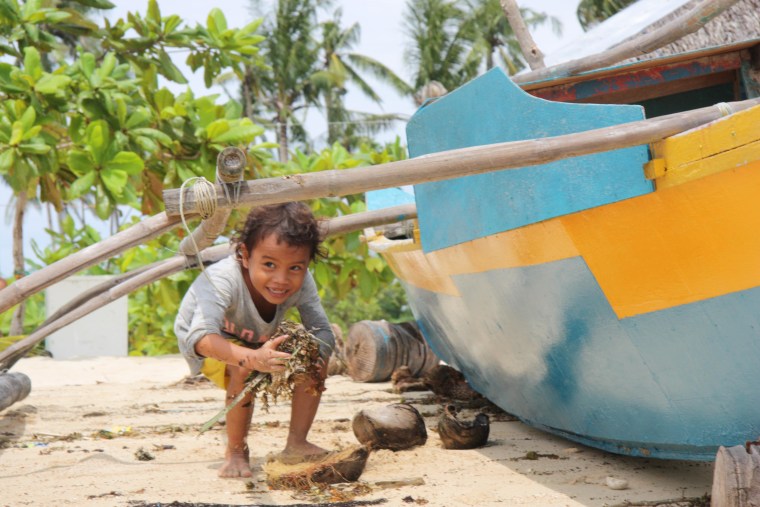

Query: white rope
left=715, top=102, right=734, bottom=117
left=178, top=177, right=218, bottom=272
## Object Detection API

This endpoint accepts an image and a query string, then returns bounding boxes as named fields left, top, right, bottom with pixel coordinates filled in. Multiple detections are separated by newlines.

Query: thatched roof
left=621, top=0, right=760, bottom=61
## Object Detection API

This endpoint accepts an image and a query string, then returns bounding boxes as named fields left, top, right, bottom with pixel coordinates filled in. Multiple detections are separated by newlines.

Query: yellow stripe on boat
left=377, top=219, right=579, bottom=296
left=647, top=104, right=760, bottom=189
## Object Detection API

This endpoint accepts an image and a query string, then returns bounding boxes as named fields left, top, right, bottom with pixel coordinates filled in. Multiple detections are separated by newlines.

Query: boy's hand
left=248, top=335, right=290, bottom=373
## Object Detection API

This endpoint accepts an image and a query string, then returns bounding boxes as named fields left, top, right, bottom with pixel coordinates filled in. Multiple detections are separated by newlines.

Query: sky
left=0, top=0, right=584, bottom=277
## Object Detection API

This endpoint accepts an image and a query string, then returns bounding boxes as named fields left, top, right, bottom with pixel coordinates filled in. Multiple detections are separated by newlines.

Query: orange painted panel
left=562, top=160, right=760, bottom=318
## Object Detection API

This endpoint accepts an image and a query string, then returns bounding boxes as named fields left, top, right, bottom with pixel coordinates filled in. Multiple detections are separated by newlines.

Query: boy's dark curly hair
left=232, top=202, right=325, bottom=262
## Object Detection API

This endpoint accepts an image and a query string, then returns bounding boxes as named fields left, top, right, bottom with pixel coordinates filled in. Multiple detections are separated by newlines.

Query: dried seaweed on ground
left=127, top=499, right=386, bottom=507
left=199, top=321, right=323, bottom=434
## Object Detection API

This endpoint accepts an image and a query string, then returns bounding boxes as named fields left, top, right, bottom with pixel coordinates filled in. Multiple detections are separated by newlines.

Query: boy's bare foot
left=276, top=441, right=330, bottom=464
left=219, top=444, right=252, bottom=478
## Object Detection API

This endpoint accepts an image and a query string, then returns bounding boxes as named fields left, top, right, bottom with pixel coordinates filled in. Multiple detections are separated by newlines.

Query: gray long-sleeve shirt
left=174, top=256, right=335, bottom=376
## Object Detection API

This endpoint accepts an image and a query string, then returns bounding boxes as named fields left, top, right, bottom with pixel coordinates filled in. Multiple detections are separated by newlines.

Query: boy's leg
left=282, top=365, right=329, bottom=459
left=219, top=364, right=254, bottom=478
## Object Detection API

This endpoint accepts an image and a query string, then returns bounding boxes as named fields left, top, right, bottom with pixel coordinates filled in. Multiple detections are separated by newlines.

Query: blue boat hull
left=403, top=257, right=760, bottom=460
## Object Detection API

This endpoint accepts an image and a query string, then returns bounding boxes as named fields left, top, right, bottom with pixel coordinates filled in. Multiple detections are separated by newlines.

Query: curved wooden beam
left=0, top=244, right=232, bottom=370
left=0, top=213, right=182, bottom=315
left=0, top=204, right=422, bottom=370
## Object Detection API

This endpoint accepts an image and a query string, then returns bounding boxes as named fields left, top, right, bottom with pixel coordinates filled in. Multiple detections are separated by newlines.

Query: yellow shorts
left=200, top=338, right=261, bottom=390
left=200, top=357, right=229, bottom=390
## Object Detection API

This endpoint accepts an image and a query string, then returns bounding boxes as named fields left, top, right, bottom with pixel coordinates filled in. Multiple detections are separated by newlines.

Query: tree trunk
left=325, top=91, right=337, bottom=146
left=10, top=191, right=27, bottom=337
left=276, top=110, right=289, bottom=163
left=242, top=66, right=254, bottom=121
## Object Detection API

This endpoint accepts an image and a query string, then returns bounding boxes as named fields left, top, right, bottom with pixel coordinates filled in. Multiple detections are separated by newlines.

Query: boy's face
left=240, top=233, right=311, bottom=307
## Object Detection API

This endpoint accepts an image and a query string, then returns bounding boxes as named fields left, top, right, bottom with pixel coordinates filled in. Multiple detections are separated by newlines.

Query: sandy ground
left=1, top=355, right=715, bottom=507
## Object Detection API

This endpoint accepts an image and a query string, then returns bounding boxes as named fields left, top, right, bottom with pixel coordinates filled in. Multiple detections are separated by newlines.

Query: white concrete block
left=45, top=276, right=128, bottom=359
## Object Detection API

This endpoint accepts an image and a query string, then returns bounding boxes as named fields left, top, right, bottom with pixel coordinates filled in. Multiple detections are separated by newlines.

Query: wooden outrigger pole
left=499, top=0, right=545, bottom=70
left=163, top=98, right=760, bottom=218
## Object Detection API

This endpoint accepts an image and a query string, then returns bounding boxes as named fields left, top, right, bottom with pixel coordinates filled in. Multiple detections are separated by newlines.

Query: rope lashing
left=715, top=102, right=734, bottom=117
left=180, top=177, right=217, bottom=221
left=178, top=177, right=217, bottom=271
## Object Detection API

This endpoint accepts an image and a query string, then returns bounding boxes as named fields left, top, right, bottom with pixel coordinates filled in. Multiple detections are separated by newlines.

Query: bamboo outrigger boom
left=164, top=98, right=760, bottom=217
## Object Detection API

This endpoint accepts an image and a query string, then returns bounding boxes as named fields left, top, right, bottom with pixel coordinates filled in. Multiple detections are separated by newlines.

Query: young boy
left=175, top=202, right=335, bottom=478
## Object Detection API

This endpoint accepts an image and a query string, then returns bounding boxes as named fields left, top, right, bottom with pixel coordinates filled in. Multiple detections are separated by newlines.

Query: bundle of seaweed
left=263, top=445, right=370, bottom=490
left=199, top=321, right=323, bottom=434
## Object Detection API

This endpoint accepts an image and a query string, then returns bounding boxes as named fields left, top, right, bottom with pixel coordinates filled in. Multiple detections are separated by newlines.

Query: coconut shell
left=391, top=365, right=428, bottom=393
left=352, top=403, right=427, bottom=451
left=438, top=404, right=490, bottom=450
left=424, top=364, right=482, bottom=401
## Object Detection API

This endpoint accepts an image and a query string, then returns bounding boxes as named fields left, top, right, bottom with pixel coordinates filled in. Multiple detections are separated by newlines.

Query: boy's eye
left=264, top=262, right=275, bottom=268
left=290, top=265, right=302, bottom=271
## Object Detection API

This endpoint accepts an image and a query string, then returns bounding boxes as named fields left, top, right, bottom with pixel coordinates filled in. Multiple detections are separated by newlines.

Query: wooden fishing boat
left=367, top=38, right=760, bottom=460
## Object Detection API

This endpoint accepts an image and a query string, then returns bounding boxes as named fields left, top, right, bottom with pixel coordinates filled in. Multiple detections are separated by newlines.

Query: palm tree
left=577, top=0, right=638, bottom=30
left=403, top=0, right=480, bottom=96
left=465, top=0, right=561, bottom=75
left=245, top=0, right=325, bottom=161
left=313, top=8, right=413, bottom=147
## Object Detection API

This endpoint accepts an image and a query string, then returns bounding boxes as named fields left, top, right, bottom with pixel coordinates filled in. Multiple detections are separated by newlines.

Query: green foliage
left=0, top=0, right=268, bottom=221
left=0, top=287, right=45, bottom=341
left=1, top=1, right=418, bottom=357
left=118, top=225, right=197, bottom=356
left=27, top=214, right=105, bottom=270
left=404, top=0, right=477, bottom=93
left=312, top=8, right=412, bottom=148
left=465, top=0, right=560, bottom=74
left=403, top=0, right=560, bottom=93
left=327, top=280, right=413, bottom=334
left=0, top=0, right=266, bottom=353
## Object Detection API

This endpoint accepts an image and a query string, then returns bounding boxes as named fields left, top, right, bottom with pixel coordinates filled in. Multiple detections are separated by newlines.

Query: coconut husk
left=390, top=365, right=428, bottom=393
left=437, top=404, right=490, bottom=450
left=423, top=364, right=483, bottom=402
left=263, top=445, right=370, bottom=490
left=352, top=403, right=427, bottom=451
